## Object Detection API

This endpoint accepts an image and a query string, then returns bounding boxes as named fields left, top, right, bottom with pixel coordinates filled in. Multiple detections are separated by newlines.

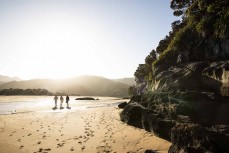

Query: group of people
left=53, top=95, right=70, bottom=109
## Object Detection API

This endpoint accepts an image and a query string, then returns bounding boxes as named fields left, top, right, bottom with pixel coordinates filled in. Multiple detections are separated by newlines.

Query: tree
left=134, top=49, right=158, bottom=84
left=145, top=49, right=157, bottom=66
left=156, top=35, right=172, bottom=55
left=170, top=0, right=192, bottom=17
left=134, top=64, right=149, bottom=83
left=171, top=0, right=229, bottom=38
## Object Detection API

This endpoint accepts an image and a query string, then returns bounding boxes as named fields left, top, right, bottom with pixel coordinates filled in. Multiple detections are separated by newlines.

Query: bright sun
left=0, top=1, right=145, bottom=80
left=7, top=13, right=116, bottom=79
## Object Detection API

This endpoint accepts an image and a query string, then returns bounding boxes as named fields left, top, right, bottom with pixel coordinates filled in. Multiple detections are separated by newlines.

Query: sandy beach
left=0, top=96, right=171, bottom=153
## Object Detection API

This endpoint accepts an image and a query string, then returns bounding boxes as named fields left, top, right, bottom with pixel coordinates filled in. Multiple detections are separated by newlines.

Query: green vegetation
left=184, top=0, right=229, bottom=38
left=134, top=0, right=229, bottom=87
left=128, top=86, right=135, bottom=97
left=0, top=88, right=53, bottom=95
left=134, top=50, right=157, bottom=83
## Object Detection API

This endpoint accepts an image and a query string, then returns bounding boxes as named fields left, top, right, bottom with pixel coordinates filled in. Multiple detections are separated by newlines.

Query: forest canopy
left=0, top=88, right=54, bottom=95
left=134, top=0, right=229, bottom=86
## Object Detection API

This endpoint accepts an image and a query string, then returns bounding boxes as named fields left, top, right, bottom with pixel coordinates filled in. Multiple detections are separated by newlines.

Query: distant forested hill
left=0, top=76, right=129, bottom=97
left=0, top=88, right=53, bottom=95
left=113, top=77, right=135, bottom=86
left=0, top=75, right=21, bottom=83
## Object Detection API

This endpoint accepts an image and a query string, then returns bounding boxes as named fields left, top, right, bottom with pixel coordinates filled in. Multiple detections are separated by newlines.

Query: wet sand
left=0, top=98, right=171, bottom=153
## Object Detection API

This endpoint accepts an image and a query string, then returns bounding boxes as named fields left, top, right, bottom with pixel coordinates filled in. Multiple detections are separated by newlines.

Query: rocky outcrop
left=120, top=101, right=176, bottom=140
left=118, top=102, right=128, bottom=109
left=121, top=102, right=145, bottom=128
left=169, top=124, right=229, bottom=153
left=203, top=62, right=229, bottom=96
left=121, top=61, right=229, bottom=152
left=75, top=97, right=96, bottom=100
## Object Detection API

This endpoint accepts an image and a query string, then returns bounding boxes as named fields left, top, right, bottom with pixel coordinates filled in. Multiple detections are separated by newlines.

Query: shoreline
left=0, top=100, right=171, bottom=153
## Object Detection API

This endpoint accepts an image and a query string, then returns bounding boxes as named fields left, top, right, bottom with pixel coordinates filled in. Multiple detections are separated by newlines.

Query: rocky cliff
left=121, top=61, right=229, bottom=152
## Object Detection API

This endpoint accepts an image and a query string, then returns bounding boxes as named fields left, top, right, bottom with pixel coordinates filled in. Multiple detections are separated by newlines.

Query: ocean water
left=0, top=96, right=126, bottom=115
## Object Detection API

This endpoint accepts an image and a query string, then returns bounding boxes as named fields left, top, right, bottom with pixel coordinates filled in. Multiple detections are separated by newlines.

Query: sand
left=0, top=99, right=171, bottom=153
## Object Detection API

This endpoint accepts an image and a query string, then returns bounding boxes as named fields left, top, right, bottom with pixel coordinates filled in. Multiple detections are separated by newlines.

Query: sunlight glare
left=9, top=13, right=111, bottom=79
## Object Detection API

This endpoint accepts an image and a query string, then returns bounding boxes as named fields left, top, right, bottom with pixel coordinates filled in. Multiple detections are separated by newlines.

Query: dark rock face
left=153, top=62, right=224, bottom=94
left=145, top=149, right=158, bottom=153
left=169, top=124, right=229, bottom=153
left=130, top=95, right=142, bottom=103
left=118, top=102, right=127, bottom=109
left=120, top=102, right=175, bottom=140
left=203, top=62, right=229, bottom=96
left=120, top=102, right=144, bottom=128
left=121, top=61, right=229, bottom=153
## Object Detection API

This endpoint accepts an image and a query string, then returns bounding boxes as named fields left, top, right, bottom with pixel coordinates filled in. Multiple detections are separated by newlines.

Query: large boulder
left=144, top=115, right=175, bottom=140
left=169, top=123, right=229, bottom=153
left=118, top=102, right=127, bottom=109
left=121, top=102, right=176, bottom=140
left=120, top=102, right=144, bottom=128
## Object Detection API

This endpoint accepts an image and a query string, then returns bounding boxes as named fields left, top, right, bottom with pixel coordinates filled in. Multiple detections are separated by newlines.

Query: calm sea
left=0, top=96, right=125, bottom=115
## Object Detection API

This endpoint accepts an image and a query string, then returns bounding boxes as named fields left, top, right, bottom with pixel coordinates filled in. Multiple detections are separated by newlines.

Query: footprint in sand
left=78, top=140, right=83, bottom=144
left=37, top=141, right=41, bottom=144
left=38, top=148, right=43, bottom=152
left=73, top=136, right=78, bottom=140
left=19, top=145, right=24, bottom=149
left=57, top=143, right=65, bottom=148
left=83, top=139, right=87, bottom=143
left=70, top=147, right=74, bottom=151
left=82, top=146, right=86, bottom=150
left=43, top=148, right=51, bottom=151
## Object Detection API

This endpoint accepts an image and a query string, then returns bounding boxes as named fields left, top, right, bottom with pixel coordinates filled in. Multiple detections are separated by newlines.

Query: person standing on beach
left=53, top=95, right=58, bottom=108
left=60, top=96, right=64, bottom=108
left=66, top=95, right=70, bottom=108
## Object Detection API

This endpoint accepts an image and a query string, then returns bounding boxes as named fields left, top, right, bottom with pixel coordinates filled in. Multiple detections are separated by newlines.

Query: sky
left=0, top=0, right=177, bottom=80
